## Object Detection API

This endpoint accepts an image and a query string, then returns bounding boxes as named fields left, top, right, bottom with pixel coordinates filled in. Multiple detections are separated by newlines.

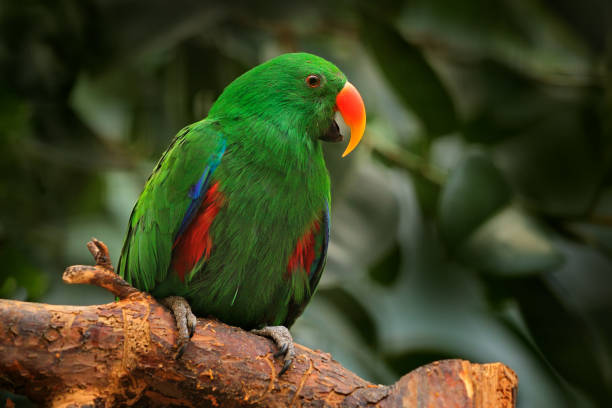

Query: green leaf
left=368, top=243, right=402, bottom=287
left=508, top=275, right=612, bottom=406
left=460, top=206, right=564, bottom=276
left=493, top=108, right=606, bottom=217
left=438, top=154, right=512, bottom=248
left=340, top=173, right=570, bottom=408
left=361, top=16, right=457, bottom=137
left=319, top=287, right=379, bottom=347
left=323, top=159, right=400, bottom=282
left=396, top=0, right=591, bottom=83
left=459, top=60, right=556, bottom=145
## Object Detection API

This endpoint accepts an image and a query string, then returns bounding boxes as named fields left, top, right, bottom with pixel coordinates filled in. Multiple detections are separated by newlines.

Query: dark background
left=1, top=1, right=611, bottom=407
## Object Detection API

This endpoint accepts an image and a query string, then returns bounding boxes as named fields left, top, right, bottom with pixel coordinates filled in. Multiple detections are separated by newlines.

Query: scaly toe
left=161, top=296, right=196, bottom=358
left=251, top=325, right=296, bottom=375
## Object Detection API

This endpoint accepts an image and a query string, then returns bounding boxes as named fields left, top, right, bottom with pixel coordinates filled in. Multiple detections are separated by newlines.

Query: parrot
left=117, top=52, right=366, bottom=374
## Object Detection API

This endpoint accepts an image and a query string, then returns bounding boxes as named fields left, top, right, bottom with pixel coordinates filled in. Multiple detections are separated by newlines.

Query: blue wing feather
left=175, top=139, right=226, bottom=241
left=118, top=124, right=226, bottom=292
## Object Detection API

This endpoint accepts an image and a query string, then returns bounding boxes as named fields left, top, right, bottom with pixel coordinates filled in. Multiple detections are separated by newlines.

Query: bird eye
left=306, top=74, right=321, bottom=88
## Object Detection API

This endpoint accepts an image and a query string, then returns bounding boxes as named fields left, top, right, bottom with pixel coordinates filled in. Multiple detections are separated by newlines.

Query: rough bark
left=0, top=240, right=518, bottom=407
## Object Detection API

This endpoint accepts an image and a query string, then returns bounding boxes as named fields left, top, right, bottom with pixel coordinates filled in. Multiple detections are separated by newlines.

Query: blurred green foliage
left=1, top=1, right=611, bottom=407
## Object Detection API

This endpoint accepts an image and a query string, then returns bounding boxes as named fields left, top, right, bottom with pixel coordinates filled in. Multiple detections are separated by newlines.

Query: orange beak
left=335, top=81, right=366, bottom=157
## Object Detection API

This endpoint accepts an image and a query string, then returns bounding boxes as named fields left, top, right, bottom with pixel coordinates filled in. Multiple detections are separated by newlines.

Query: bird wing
left=118, top=122, right=226, bottom=292
left=284, top=201, right=330, bottom=327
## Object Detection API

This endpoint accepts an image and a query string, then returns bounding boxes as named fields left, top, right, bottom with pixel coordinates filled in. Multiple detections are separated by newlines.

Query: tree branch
left=0, top=240, right=518, bottom=407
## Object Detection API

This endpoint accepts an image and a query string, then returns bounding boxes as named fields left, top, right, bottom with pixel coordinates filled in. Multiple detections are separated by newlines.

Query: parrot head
left=208, top=53, right=366, bottom=157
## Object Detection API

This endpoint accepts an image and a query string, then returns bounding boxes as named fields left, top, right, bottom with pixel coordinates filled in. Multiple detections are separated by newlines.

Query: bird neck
left=211, top=114, right=325, bottom=174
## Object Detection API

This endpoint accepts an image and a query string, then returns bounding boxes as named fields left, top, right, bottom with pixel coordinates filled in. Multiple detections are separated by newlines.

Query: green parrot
left=118, top=53, right=366, bottom=374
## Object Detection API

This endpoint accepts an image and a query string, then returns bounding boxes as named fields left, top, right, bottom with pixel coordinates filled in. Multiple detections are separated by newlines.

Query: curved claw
left=279, top=357, right=293, bottom=376
left=274, top=342, right=289, bottom=358
left=176, top=342, right=188, bottom=359
left=187, top=310, right=197, bottom=338
left=161, top=296, right=197, bottom=359
left=251, top=325, right=295, bottom=376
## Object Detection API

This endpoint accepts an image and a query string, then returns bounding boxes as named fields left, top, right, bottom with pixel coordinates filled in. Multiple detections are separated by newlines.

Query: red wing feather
left=287, top=219, right=321, bottom=277
left=171, top=182, right=224, bottom=281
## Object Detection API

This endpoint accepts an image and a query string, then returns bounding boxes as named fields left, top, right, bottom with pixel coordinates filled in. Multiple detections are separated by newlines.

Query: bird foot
left=251, top=325, right=295, bottom=375
left=161, top=296, right=197, bottom=358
